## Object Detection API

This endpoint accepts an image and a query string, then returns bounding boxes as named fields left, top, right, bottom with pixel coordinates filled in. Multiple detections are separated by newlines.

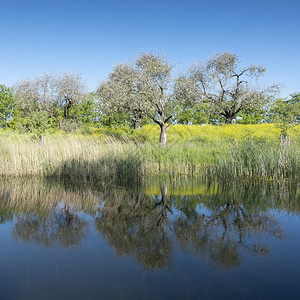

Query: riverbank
left=0, top=124, right=299, bottom=182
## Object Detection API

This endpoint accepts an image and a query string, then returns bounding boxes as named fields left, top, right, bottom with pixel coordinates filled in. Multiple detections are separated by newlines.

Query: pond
left=0, top=178, right=299, bottom=299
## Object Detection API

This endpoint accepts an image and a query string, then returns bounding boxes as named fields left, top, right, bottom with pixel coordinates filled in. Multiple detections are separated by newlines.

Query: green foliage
left=73, top=92, right=99, bottom=127
left=14, top=110, right=52, bottom=137
left=270, top=94, right=300, bottom=136
left=171, top=99, right=226, bottom=125
left=289, top=93, right=300, bottom=122
left=0, top=85, right=15, bottom=128
left=171, top=101, right=209, bottom=124
left=236, top=105, right=266, bottom=124
left=99, top=111, right=132, bottom=128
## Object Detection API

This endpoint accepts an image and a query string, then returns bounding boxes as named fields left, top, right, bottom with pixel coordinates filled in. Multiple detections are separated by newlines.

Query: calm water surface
left=0, top=178, right=299, bottom=299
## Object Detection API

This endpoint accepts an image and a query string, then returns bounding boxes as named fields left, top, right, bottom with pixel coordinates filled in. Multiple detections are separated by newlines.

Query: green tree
left=0, top=85, right=15, bottom=128
left=288, top=93, right=300, bottom=123
left=171, top=99, right=225, bottom=125
left=73, top=92, right=99, bottom=127
left=99, top=111, right=132, bottom=128
left=270, top=94, right=300, bottom=137
left=171, top=100, right=209, bottom=124
left=18, top=110, right=52, bottom=136
left=236, top=105, right=267, bottom=124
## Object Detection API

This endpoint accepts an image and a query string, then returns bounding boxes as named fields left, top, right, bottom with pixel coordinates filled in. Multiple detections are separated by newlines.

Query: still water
left=0, top=178, right=299, bottom=299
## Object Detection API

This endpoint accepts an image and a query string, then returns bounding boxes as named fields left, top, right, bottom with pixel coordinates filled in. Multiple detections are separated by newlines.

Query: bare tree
left=14, top=73, right=85, bottom=130
left=175, top=52, right=279, bottom=124
left=98, top=53, right=173, bottom=145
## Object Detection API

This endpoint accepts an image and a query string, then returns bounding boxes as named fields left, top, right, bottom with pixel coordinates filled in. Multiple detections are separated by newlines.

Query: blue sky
left=0, top=0, right=299, bottom=97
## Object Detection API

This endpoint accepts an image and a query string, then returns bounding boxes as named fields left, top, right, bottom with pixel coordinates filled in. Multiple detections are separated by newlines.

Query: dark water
left=0, top=178, right=299, bottom=300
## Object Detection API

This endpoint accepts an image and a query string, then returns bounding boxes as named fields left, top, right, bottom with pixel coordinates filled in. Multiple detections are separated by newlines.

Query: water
left=0, top=178, right=299, bottom=299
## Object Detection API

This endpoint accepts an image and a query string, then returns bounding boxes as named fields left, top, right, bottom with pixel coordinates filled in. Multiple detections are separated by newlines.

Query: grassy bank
left=0, top=124, right=299, bottom=182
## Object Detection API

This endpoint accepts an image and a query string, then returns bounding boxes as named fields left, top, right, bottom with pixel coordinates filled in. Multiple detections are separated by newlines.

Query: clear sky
left=1, top=0, right=299, bottom=97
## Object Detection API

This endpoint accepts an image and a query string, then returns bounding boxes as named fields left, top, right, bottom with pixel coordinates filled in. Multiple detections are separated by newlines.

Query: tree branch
left=165, top=115, right=172, bottom=123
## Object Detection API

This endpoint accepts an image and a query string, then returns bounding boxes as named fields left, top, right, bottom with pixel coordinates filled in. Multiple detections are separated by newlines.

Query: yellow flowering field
left=93, top=124, right=300, bottom=144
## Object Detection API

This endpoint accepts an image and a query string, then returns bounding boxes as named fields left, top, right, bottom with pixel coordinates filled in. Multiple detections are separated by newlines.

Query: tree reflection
left=174, top=204, right=283, bottom=268
left=0, top=177, right=296, bottom=268
left=173, top=180, right=286, bottom=268
left=96, top=180, right=287, bottom=269
left=95, top=185, right=174, bottom=269
left=12, top=203, right=88, bottom=249
left=0, top=178, right=100, bottom=249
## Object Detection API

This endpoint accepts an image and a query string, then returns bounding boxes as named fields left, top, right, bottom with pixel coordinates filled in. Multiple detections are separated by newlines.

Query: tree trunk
left=66, top=103, right=71, bottom=119
left=223, top=111, right=235, bottom=124
left=226, top=116, right=233, bottom=124
left=59, top=119, right=65, bottom=130
left=159, top=124, right=167, bottom=146
left=280, top=134, right=290, bottom=147
left=64, top=106, right=67, bottom=119
left=160, top=184, right=168, bottom=201
left=134, top=116, right=142, bottom=129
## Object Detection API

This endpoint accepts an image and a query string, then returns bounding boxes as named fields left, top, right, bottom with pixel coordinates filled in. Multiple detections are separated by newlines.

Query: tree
left=98, top=63, right=144, bottom=129
left=270, top=93, right=300, bottom=138
left=174, top=52, right=279, bottom=124
left=73, top=92, right=100, bottom=127
left=14, top=73, right=86, bottom=130
left=288, top=93, right=300, bottom=123
left=170, top=99, right=225, bottom=125
left=236, top=105, right=267, bottom=124
left=0, top=85, right=15, bottom=128
left=98, top=53, right=174, bottom=145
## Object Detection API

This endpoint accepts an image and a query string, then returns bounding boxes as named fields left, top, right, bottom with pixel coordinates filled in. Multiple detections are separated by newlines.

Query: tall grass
left=0, top=125, right=299, bottom=182
left=0, top=133, right=145, bottom=184
left=212, top=140, right=299, bottom=180
left=0, top=133, right=217, bottom=181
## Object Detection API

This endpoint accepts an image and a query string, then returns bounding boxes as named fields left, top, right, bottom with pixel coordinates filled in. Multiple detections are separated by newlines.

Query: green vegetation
left=270, top=93, right=300, bottom=137
left=0, top=85, right=15, bottom=129
left=0, top=52, right=299, bottom=181
left=0, top=124, right=299, bottom=181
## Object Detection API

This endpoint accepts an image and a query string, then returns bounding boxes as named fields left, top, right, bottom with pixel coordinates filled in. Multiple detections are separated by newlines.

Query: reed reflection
left=0, top=178, right=297, bottom=267
left=0, top=178, right=101, bottom=249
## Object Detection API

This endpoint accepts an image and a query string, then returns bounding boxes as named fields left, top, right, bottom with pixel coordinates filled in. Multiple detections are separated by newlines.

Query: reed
left=210, top=139, right=299, bottom=180
left=0, top=125, right=299, bottom=182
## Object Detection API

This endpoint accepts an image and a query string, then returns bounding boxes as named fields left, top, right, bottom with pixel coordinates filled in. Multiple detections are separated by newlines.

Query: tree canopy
left=0, top=85, right=15, bottom=128
left=174, top=52, right=279, bottom=124
left=14, top=73, right=86, bottom=130
left=270, top=93, right=300, bottom=137
left=2, top=51, right=299, bottom=142
left=98, top=52, right=174, bottom=144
